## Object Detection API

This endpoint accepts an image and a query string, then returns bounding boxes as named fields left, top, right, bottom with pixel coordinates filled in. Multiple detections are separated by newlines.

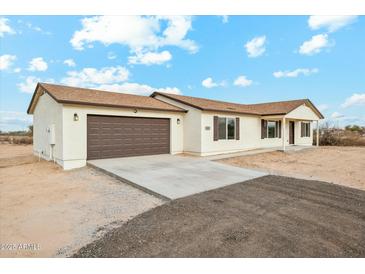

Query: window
left=218, top=117, right=226, bottom=139
left=218, top=117, right=235, bottom=140
left=267, top=121, right=277, bottom=138
left=302, top=122, right=310, bottom=137
left=227, top=118, right=235, bottom=139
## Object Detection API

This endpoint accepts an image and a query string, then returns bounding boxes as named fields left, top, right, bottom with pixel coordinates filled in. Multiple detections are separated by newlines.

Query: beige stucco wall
left=286, top=104, right=319, bottom=120
left=294, top=120, right=313, bottom=146
left=200, top=113, right=314, bottom=155
left=154, top=98, right=320, bottom=156
left=153, top=95, right=202, bottom=153
left=200, top=112, right=261, bottom=155
left=61, top=104, right=184, bottom=169
left=32, top=92, right=63, bottom=164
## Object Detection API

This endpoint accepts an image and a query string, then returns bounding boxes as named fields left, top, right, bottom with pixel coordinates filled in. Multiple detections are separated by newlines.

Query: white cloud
left=273, top=68, right=319, bottom=78
left=26, top=22, right=52, bottom=35
left=221, top=16, right=229, bottom=24
left=233, top=75, right=253, bottom=87
left=308, top=16, right=358, bottom=32
left=341, top=93, right=365, bottom=108
left=13, top=67, right=21, bottom=73
left=299, top=34, right=331, bottom=55
left=0, top=111, right=33, bottom=132
left=128, top=50, right=172, bottom=65
left=17, top=76, right=40, bottom=93
left=28, top=57, right=48, bottom=71
left=331, top=112, right=345, bottom=119
left=60, top=65, right=180, bottom=96
left=0, top=17, right=15, bottom=37
left=317, top=104, right=329, bottom=112
left=17, top=76, right=54, bottom=93
left=97, top=82, right=181, bottom=96
left=61, top=66, right=129, bottom=87
left=70, top=16, right=198, bottom=54
left=245, top=36, right=266, bottom=58
left=201, top=77, right=225, bottom=88
left=0, top=54, right=16, bottom=70
left=107, top=51, right=117, bottom=60
left=63, top=59, right=76, bottom=67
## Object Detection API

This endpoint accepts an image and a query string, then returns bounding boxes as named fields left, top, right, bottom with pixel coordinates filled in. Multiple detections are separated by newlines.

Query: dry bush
left=314, top=122, right=365, bottom=146
left=0, top=135, right=33, bottom=144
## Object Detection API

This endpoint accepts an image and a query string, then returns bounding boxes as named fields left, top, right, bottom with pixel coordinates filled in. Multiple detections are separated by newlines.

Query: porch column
left=316, top=120, right=319, bottom=147
left=282, top=117, right=286, bottom=151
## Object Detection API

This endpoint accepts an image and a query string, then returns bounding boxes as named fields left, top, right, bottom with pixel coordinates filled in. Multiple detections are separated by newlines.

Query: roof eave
left=60, top=100, right=188, bottom=113
left=28, top=85, right=187, bottom=114
left=26, top=83, right=42, bottom=114
left=151, top=92, right=205, bottom=110
left=305, top=99, right=325, bottom=119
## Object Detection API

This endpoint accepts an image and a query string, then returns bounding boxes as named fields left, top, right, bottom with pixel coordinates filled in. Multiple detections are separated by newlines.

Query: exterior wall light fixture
left=134, top=109, right=138, bottom=113
left=177, top=118, right=181, bottom=125
left=73, top=113, right=79, bottom=121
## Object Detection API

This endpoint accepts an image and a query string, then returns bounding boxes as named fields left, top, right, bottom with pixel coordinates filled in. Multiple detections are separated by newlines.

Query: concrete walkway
left=88, top=155, right=267, bottom=200
left=204, top=145, right=314, bottom=160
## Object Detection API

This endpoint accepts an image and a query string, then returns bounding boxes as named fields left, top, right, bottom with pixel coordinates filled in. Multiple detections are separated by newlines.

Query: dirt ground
left=74, top=175, right=365, bottom=258
left=218, top=146, right=365, bottom=191
left=0, top=144, right=164, bottom=258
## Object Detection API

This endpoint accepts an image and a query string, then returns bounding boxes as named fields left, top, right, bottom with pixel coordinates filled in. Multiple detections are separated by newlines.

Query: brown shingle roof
left=27, top=83, right=187, bottom=114
left=151, top=92, right=324, bottom=118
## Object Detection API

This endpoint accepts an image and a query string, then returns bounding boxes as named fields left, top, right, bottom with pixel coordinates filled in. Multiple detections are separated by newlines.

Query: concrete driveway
left=88, top=154, right=266, bottom=200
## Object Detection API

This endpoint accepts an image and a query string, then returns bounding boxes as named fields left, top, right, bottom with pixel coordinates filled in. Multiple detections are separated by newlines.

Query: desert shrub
left=314, top=123, right=365, bottom=146
left=12, top=136, right=33, bottom=144
left=0, top=135, right=10, bottom=143
left=0, top=135, right=33, bottom=144
left=0, top=125, right=33, bottom=144
left=345, top=124, right=365, bottom=134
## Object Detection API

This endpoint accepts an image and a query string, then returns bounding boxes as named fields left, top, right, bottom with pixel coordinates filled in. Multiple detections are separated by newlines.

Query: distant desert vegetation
left=0, top=125, right=33, bottom=144
left=314, top=124, right=365, bottom=146
left=1, top=124, right=364, bottom=146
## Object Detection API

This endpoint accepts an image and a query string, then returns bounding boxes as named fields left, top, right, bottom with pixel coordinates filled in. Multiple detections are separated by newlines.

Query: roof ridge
left=246, top=98, right=308, bottom=106
left=154, top=91, right=248, bottom=106
left=28, top=82, right=187, bottom=114
left=155, top=92, right=309, bottom=108
left=40, top=82, right=154, bottom=99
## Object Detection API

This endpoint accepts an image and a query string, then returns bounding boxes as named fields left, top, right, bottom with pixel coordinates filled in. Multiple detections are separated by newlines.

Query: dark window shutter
left=236, top=117, right=240, bottom=140
left=301, top=122, right=304, bottom=137
left=261, top=119, right=267, bottom=139
left=213, top=116, right=218, bottom=141
left=278, top=120, right=282, bottom=138
left=308, top=123, right=311, bottom=136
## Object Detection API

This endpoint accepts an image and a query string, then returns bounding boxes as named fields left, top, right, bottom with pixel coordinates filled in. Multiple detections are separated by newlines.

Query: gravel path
left=73, top=175, right=365, bottom=258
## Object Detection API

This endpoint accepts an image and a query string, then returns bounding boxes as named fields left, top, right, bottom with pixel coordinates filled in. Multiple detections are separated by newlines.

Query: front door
left=289, top=121, right=295, bottom=145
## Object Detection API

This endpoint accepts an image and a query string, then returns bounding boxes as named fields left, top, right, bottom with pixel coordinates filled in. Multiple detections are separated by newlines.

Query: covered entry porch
left=262, top=114, right=320, bottom=151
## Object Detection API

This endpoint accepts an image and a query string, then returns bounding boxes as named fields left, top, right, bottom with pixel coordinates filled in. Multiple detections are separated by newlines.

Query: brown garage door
left=87, top=115, right=170, bottom=160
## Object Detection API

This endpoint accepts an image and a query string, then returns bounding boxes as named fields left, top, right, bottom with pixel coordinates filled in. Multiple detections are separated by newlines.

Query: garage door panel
left=87, top=115, right=170, bottom=160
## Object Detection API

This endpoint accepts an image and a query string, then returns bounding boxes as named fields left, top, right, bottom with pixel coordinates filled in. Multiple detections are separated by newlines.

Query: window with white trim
left=267, top=121, right=277, bottom=138
left=302, top=122, right=311, bottom=137
left=218, top=117, right=235, bottom=140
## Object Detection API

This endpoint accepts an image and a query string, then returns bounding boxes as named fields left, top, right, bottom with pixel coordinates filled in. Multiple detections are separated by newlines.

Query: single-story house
left=27, top=83, right=324, bottom=170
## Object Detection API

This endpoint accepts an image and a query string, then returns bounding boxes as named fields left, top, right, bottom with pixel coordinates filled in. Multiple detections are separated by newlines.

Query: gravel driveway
left=74, top=175, right=365, bottom=258
left=0, top=144, right=163, bottom=257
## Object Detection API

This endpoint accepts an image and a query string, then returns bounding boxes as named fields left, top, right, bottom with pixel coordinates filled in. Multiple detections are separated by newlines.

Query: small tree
left=345, top=125, right=362, bottom=132
left=27, top=125, right=33, bottom=136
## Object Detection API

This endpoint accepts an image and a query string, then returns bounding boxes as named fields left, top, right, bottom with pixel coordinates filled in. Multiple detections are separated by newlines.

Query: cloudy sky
left=0, top=15, right=364, bottom=131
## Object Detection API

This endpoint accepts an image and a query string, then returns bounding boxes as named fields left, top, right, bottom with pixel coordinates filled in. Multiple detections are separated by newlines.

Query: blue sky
left=0, top=15, right=364, bottom=131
